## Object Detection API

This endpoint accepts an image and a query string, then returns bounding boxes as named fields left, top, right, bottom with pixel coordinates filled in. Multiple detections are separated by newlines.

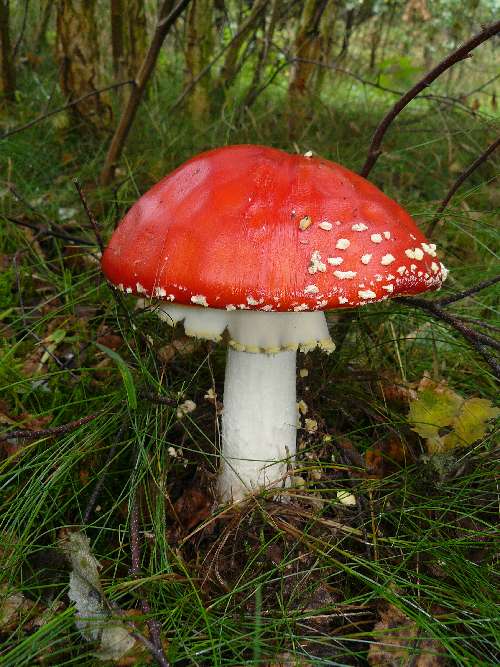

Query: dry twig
left=398, top=276, right=500, bottom=378
left=100, top=0, right=192, bottom=185
left=427, top=135, right=500, bottom=237
left=0, top=411, right=105, bottom=442
left=1, top=80, right=135, bottom=140
left=129, top=447, right=169, bottom=666
left=360, top=20, right=500, bottom=177
left=83, top=422, right=128, bottom=523
left=74, top=179, right=104, bottom=253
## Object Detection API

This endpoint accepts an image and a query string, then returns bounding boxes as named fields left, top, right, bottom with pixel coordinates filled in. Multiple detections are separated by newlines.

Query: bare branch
left=83, top=422, right=127, bottom=523
left=5, top=215, right=94, bottom=247
left=130, top=446, right=168, bottom=666
left=1, top=80, right=135, bottom=140
left=74, top=179, right=104, bottom=253
left=398, top=293, right=500, bottom=378
left=436, top=275, right=500, bottom=307
left=0, top=411, right=105, bottom=443
left=427, top=136, right=500, bottom=237
left=12, top=0, right=30, bottom=61
left=360, top=20, right=500, bottom=178
left=292, top=56, right=480, bottom=116
left=100, top=0, right=192, bottom=186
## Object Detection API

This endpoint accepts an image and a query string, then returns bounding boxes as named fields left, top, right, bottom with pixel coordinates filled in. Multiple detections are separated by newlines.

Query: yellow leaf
left=408, top=377, right=498, bottom=455
left=443, top=398, right=500, bottom=451
left=407, top=382, right=462, bottom=440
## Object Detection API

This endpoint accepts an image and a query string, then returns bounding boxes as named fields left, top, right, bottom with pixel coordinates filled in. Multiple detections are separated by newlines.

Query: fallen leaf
left=96, top=334, right=123, bottom=351
left=408, top=377, right=498, bottom=455
left=158, top=336, right=198, bottom=363
left=366, top=438, right=412, bottom=478
left=62, top=531, right=136, bottom=661
left=173, top=486, right=212, bottom=531
left=0, top=587, right=33, bottom=632
left=443, top=398, right=499, bottom=451
left=368, top=603, right=448, bottom=666
left=408, top=379, right=462, bottom=441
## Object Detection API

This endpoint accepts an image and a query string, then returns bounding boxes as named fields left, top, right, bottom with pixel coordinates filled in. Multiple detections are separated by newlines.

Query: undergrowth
left=0, top=54, right=499, bottom=667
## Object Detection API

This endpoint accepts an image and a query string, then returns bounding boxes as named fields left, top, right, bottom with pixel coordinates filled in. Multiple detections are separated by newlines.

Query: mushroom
left=101, top=145, right=447, bottom=502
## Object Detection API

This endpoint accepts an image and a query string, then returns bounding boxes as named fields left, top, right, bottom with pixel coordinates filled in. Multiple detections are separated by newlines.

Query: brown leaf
left=365, top=438, right=412, bottom=478
left=96, top=333, right=123, bottom=351
left=1, top=403, right=52, bottom=458
left=368, top=603, right=449, bottom=666
left=173, top=486, right=212, bottom=532
left=0, top=586, right=36, bottom=632
left=158, top=336, right=198, bottom=364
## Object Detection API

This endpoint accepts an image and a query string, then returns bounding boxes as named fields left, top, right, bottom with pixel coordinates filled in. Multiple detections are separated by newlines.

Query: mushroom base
left=219, top=347, right=296, bottom=501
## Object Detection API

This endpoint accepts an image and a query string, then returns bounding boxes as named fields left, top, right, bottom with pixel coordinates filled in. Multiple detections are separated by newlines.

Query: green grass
left=0, top=53, right=499, bottom=666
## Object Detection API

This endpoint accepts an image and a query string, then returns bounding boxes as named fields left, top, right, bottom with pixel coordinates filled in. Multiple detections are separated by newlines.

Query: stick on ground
left=360, top=20, right=500, bottom=178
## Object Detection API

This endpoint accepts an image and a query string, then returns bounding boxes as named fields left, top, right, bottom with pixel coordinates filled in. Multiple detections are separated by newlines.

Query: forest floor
left=0, top=63, right=499, bottom=666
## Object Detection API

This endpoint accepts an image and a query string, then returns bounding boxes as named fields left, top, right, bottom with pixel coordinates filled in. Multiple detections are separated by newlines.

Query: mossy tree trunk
left=110, top=0, right=124, bottom=79
left=121, top=0, right=148, bottom=79
left=213, top=0, right=267, bottom=108
left=0, top=0, right=16, bottom=103
left=313, top=1, right=339, bottom=98
left=241, top=0, right=280, bottom=110
left=56, top=0, right=110, bottom=129
left=287, top=0, right=331, bottom=135
left=184, top=0, right=214, bottom=122
left=111, top=0, right=147, bottom=104
left=34, top=0, right=54, bottom=53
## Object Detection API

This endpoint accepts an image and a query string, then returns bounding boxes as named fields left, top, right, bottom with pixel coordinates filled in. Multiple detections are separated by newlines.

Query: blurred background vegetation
left=0, top=1, right=499, bottom=665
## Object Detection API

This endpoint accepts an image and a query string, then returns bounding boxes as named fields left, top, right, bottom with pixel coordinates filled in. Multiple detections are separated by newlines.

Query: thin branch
left=5, top=215, right=94, bottom=247
left=128, top=629, right=170, bottom=667
left=360, top=20, right=500, bottom=177
left=293, top=56, right=476, bottom=114
left=6, top=183, right=48, bottom=219
left=436, top=275, right=500, bottom=307
left=143, top=391, right=176, bottom=405
left=130, top=447, right=168, bottom=666
left=455, top=316, right=500, bottom=334
left=427, top=135, right=500, bottom=237
left=463, top=72, right=500, bottom=97
left=0, top=411, right=105, bottom=443
left=398, top=297, right=500, bottom=378
left=100, top=0, right=192, bottom=186
left=12, top=0, right=30, bottom=61
left=169, top=1, right=267, bottom=114
left=1, top=80, right=135, bottom=140
left=74, top=179, right=104, bottom=253
left=83, top=422, right=127, bottom=523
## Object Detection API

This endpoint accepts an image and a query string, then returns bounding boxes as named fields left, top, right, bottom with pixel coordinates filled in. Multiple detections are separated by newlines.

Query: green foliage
left=0, top=2, right=499, bottom=664
left=408, top=377, right=499, bottom=454
left=95, top=343, right=137, bottom=411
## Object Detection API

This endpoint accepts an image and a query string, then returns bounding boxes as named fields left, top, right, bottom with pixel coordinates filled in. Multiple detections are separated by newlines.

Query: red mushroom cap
left=101, top=145, right=445, bottom=311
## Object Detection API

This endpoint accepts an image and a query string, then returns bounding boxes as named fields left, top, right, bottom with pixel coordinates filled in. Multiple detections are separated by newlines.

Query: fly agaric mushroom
left=101, top=145, right=447, bottom=502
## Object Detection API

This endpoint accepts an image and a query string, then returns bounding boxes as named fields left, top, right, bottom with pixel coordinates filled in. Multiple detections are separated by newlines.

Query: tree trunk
left=313, top=1, right=339, bottom=98
left=123, top=0, right=148, bottom=79
left=111, top=0, right=124, bottom=79
left=287, top=0, right=330, bottom=136
left=56, top=0, right=110, bottom=129
left=214, top=0, right=267, bottom=104
left=241, top=0, right=279, bottom=110
left=100, top=0, right=192, bottom=185
left=34, top=0, right=54, bottom=53
left=184, top=0, right=214, bottom=122
left=0, top=0, right=16, bottom=102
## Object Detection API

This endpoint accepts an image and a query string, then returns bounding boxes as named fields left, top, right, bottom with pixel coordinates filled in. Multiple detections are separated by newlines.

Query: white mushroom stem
left=219, top=348, right=297, bottom=502
left=154, top=304, right=335, bottom=501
